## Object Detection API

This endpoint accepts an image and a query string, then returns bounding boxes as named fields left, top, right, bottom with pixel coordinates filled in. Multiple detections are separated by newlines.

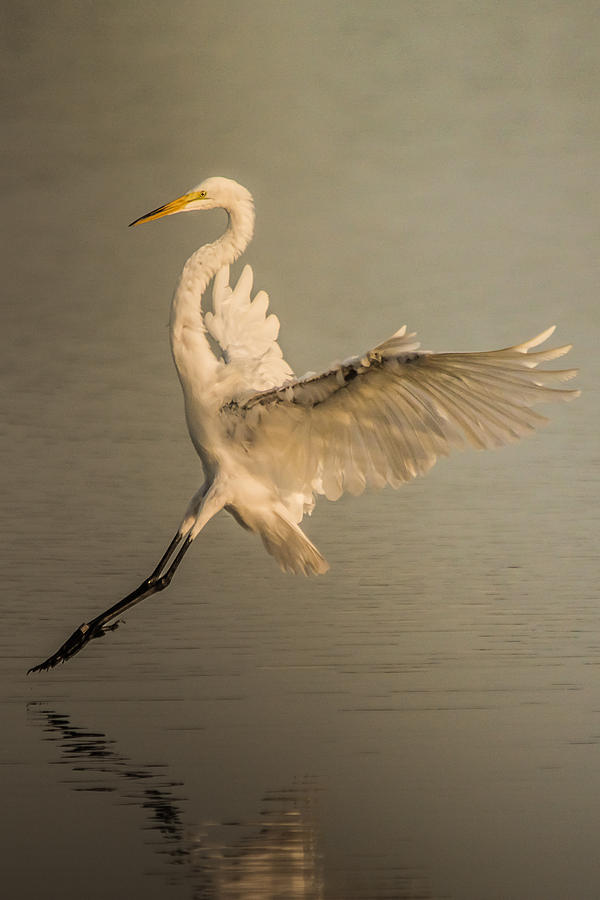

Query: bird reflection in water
left=29, top=705, right=434, bottom=899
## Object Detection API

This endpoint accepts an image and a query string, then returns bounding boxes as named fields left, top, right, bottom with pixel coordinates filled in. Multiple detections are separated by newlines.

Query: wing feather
left=205, top=264, right=294, bottom=400
left=222, top=326, right=579, bottom=517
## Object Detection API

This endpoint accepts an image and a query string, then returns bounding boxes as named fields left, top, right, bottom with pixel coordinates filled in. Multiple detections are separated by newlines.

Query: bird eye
left=197, top=190, right=207, bottom=199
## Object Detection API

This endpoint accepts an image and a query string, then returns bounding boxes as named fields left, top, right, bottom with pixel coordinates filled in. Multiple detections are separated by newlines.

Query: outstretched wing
left=205, top=264, right=294, bottom=403
left=222, top=325, right=579, bottom=515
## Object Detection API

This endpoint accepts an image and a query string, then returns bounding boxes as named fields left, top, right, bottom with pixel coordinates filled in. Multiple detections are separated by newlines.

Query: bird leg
left=27, top=531, right=193, bottom=674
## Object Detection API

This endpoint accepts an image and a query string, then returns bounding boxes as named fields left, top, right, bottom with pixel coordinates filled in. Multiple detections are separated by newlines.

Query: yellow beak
left=129, top=192, right=195, bottom=227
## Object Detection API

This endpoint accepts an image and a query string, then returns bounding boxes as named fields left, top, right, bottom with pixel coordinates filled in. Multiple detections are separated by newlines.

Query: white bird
left=29, top=176, right=579, bottom=673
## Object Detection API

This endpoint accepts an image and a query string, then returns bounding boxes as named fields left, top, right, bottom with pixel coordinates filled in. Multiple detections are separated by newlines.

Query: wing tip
left=565, top=388, right=582, bottom=401
left=512, top=325, right=556, bottom=353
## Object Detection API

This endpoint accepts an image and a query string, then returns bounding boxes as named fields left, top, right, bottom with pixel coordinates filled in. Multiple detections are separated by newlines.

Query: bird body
left=157, top=176, right=578, bottom=575
left=28, top=176, right=579, bottom=672
left=159, top=179, right=325, bottom=573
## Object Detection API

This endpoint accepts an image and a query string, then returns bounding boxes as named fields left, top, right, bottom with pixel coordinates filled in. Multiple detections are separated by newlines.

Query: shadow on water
left=28, top=704, right=437, bottom=900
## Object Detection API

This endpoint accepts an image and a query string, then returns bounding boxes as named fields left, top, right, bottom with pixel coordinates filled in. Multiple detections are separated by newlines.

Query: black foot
left=27, top=620, right=122, bottom=674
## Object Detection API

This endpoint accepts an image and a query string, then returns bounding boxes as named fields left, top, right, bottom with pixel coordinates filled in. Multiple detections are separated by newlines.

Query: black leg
left=28, top=532, right=193, bottom=674
left=149, top=531, right=183, bottom=579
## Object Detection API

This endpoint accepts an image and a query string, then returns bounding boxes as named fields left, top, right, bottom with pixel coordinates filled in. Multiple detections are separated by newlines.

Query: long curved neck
left=171, top=198, right=255, bottom=337
left=169, top=196, right=255, bottom=402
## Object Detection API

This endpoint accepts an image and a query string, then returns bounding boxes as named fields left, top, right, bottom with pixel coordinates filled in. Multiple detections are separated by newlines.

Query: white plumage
left=205, top=264, right=294, bottom=396
left=222, top=322, right=577, bottom=522
left=29, top=176, right=579, bottom=672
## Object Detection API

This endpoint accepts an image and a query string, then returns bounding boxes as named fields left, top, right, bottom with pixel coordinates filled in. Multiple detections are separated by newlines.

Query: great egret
left=28, top=176, right=579, bottom=673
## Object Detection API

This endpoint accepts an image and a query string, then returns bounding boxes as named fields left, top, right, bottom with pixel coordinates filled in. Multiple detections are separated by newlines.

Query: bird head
left=129, top=176, right=253, bottom=226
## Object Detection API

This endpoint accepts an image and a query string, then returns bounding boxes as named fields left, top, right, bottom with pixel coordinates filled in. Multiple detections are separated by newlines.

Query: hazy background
left=2, top=2, right=598, bottom=898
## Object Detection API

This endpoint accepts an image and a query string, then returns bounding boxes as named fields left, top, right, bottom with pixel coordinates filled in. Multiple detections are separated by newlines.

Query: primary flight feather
left=28, top=176, right=579, bottom=672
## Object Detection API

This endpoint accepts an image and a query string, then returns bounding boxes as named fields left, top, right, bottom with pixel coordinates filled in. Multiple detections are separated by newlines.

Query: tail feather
left=259, top=513, right=329, bottom=576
